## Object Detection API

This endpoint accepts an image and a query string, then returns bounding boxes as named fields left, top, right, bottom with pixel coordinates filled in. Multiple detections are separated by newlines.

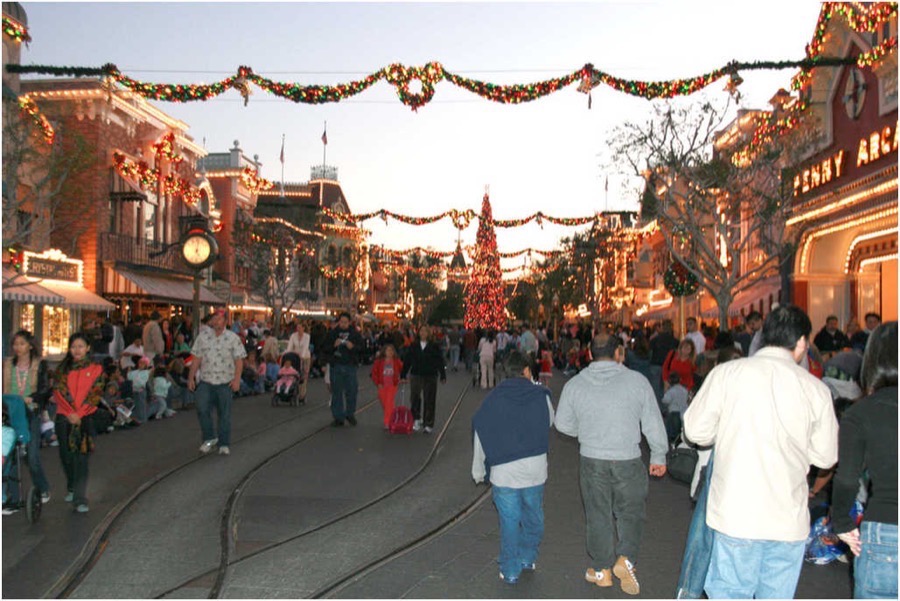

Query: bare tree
left=240, top=219, right=317, bottom=336
left=405, top=251, right=442, bottom=323
left=610, top=98, right=814, bottom=330
left=2, top=93, right=95, bottom=264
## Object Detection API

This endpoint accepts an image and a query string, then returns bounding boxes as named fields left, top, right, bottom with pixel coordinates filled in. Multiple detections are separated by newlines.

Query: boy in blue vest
left=472, top=350, right=555, bottom=584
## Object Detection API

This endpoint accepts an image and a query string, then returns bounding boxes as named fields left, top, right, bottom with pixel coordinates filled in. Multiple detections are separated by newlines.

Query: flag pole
left=322, top=120, right=327, bottom=166
left=604, top=175, right=609, bottom=211
left=280, top=133, right=285, bottom=198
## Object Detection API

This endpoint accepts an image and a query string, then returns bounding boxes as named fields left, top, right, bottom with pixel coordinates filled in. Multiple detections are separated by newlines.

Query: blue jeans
left=492, top=484, right=545, bottom=580
left=3, top=411, right=51, bottom=503
left=449, top=345, right=460, bottom=370
left=704, top=530, right=805, bottom=598
left=330, top=364, right=358, bottom=421
left=676, top=453, right=714, bottom=598
left=195, top=382, right=233, bottom=446
left=855, top=521, right=898, bottom=599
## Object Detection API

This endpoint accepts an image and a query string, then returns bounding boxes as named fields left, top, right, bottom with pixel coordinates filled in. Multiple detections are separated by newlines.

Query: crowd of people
left=468, top=307, right=896, bottom=599
left=2, top=304, right=895, bottom=600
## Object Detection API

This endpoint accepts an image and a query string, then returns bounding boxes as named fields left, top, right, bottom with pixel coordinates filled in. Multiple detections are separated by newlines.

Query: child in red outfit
left=371, top=344, right=403, bottom=429
left=539, top=349, right=553, bottom=386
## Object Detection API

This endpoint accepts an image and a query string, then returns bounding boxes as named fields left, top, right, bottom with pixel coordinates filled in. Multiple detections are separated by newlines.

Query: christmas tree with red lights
left=464, top=192, right=507, bottom=330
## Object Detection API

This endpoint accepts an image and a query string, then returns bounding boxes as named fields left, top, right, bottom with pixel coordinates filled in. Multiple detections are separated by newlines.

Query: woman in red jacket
left=371, top=344, right=403, bottom=429
left=662, top=338, right=697, bottom=393
left=53, top=332, right=106, bottom=513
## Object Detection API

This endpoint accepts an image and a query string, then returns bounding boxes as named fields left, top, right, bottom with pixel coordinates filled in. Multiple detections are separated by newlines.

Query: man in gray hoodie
left=556, top=334, right=668, bottom=596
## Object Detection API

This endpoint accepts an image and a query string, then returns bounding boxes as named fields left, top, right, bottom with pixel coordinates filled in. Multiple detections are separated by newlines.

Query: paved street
left=3, top=366, right=852, bottom=599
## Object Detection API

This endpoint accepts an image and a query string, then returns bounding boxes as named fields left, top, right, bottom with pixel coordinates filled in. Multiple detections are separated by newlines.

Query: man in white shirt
left=472, top=350, right=554, bottom=585
left=119, top=337, right=146, bottom=371
left=188, top=309, right=247, bottom=456
left=683, top=317, right=706, bottom=356
left=683, top=305, right=838, bottom=599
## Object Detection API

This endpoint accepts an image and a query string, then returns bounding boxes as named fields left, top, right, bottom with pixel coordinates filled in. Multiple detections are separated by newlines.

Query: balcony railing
left=98, top=232, right=194, bottom=275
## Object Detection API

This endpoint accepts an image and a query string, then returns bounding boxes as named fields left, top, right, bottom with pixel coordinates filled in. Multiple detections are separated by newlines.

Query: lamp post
left=552, top=291, right=560, bottom=343
left=179, top=217, right=218, bottom=339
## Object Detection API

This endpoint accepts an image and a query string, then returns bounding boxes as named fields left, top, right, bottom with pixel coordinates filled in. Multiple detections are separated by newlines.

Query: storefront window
left=42, top=305, right=70, bottom=356
left=19, top=305, right=70, bottom=356
left=20, top=304, right=35, bottom=333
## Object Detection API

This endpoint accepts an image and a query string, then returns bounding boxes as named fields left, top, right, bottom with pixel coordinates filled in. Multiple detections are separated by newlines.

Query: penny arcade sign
left=793, top=122, right=898, bottom=197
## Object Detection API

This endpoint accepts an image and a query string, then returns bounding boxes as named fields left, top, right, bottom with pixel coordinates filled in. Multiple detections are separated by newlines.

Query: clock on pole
left=180, top=219, right=219, bottom=338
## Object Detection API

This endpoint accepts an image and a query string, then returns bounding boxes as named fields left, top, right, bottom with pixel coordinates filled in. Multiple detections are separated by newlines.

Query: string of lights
left=320, top=205, right=614, bottom=228
left=8, top=1, right=893, bottom=112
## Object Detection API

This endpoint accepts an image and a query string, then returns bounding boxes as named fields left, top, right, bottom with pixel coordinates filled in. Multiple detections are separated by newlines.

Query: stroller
left=271, top=352, right=304, bottom=407
left=2, top=395, right=42, bottom=523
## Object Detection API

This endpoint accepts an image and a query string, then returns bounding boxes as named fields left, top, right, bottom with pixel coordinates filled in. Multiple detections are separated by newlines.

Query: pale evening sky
left=19, top=1, right=826, bottom=276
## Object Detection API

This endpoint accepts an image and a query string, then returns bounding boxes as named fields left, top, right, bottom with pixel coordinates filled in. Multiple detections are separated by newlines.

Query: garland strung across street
left=372, top=246, right=566, bottom=260
left=320, top=205, right=611, bottom=229
left=8, top=53, right=882, bottom=110
left=4, top=3, right=893, bottom=108
left=5, top=3, right=895, bottom=150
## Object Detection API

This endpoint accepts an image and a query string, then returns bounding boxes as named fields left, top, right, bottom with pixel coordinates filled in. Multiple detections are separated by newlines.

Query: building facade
left=255, top=165, right=368, bottom=320
left=786, top=8, right=898, bottom=328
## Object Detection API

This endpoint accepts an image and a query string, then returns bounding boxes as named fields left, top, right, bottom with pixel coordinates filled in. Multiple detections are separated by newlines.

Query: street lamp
left=552, top=291, right=560, bottom=343
left=180, top=217, right=218, bottom=338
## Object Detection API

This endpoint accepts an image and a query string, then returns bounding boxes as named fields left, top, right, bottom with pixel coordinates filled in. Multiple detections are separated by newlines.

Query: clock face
left=844, top=68, right=867, bottom=120
left=183, top=234, right=212, bottom=265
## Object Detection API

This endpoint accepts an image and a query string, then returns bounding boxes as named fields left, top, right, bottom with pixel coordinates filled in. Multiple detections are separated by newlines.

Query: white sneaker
left=199, top=438, right=218, bottom=454
left=412, top=420, right=422, bottom=432
left=164, top=409, right=176, bottom=418
left=423, top=426, right=433, bottom=434
left=218, top=446, right=230, bottom=456
left=41, top=492, right=51, bottom=504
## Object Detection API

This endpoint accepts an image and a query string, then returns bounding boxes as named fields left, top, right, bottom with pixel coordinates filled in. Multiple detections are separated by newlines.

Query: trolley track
left=52, top=373, right=484, bottom=600
left=312, top=483, right=493, bottom=599
left=49, top=385, right=376, bottom=599
left=158, top=380, right=475, bottom=598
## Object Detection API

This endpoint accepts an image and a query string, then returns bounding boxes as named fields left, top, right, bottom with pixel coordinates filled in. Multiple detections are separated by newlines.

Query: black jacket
left=401, top=340, right=447, bottom=379
left=832, top=386, right=898, bottom=533
left=323, top=326, right=364, bottom=366
left=813, top=327, right=851, bottom=353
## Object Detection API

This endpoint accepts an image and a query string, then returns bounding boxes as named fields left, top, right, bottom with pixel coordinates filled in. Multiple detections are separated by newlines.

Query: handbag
left=667, top=436, right=698, bottom=485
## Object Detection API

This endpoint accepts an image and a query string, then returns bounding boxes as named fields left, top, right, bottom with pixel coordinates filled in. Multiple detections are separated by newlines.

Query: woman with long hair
left=662, top=338, right=697, bottom=393
left=53, top=332, right=107, bottom=513
left=2, top=330, right=53, bottom=512
left=833, top=321, right=898, bottom=599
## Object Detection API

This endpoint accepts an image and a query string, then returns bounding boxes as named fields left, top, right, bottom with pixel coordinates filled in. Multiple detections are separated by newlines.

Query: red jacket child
left=371, top=350, right=403, bottom=428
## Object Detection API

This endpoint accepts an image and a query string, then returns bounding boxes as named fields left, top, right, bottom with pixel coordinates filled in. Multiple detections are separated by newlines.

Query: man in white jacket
left=684, top=305, right=838, bottom=599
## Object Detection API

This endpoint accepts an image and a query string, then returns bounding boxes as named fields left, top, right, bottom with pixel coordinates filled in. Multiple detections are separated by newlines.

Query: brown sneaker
left=585, top=567, right=613, bottom=588
left=613, top=556, right=640, bottom=595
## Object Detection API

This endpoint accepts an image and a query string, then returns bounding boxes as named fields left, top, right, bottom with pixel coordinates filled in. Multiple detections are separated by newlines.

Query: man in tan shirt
left=684, top=305, right=838, bottom=598
left=142, top=311, right=165, bottom=360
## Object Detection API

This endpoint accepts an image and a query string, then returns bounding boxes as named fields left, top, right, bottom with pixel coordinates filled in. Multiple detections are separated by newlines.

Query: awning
left=727, top=277, right=782, bottom=317
left=109, top=268, right=225, bottom=305
left=2, top=265, right=65, bottom=305
left=640, top=303, right=676, bottom=322
left=38, top=280, right=115, bottom=311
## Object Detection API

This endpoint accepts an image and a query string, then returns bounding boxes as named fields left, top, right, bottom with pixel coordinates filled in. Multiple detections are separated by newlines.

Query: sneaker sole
left=585, top=570, right=613, bottom=588
left=612, top=564, right=640, bottom=595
